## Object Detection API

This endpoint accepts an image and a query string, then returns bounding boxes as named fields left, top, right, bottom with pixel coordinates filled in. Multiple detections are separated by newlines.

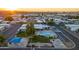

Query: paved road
left=1, top=23, right=22, bottom=40
left=56, top=26, right=79, bottom=49
left=55, top=32, right=75, bottom=48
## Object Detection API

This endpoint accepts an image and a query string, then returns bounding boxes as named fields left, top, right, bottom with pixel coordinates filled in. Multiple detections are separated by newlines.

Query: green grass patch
left=29, top=35, right=50, bottom=43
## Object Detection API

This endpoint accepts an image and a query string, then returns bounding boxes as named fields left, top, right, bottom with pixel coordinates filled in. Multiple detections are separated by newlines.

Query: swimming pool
left=8, top=37, right=22, bottom=44
left=36, top=31, right=56, bottom=37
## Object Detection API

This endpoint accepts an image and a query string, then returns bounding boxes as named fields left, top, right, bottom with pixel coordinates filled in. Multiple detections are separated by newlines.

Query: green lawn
left=29, top=35, right=51, bottom=43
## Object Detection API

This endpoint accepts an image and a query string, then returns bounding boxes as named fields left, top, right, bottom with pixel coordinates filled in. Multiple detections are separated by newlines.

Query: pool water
left=36, top=31, right=56, bottom=37
left=8, top=37, right=22, bottom=44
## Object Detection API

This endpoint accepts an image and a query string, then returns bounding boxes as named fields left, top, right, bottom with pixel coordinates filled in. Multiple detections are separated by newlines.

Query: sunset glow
left=5, top=8, right=17, bottom=11
left=16, top=8, right=79, bottom=12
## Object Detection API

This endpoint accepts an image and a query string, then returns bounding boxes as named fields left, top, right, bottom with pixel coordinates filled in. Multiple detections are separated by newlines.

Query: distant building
left=18, top=24, right=50, bottom=31
left=65, top=24, right=79, bottom=32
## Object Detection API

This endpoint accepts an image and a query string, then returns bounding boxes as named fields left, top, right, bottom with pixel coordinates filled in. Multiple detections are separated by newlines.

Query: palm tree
left=21, top=15, right=25, bottom=19
left=26, top=21, right=35, bottom=36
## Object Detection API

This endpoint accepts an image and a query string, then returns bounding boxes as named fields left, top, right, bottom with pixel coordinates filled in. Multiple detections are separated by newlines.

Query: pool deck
left=8, top=38, right=29, bottom=48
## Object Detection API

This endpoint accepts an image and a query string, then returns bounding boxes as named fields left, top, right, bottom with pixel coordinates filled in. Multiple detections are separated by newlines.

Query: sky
left=0, top=0, right=79, bottom=12
left=0, top=0, right=79, bottom=8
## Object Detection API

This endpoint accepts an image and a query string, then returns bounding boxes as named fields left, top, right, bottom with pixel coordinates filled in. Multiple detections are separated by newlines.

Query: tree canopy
left=4, top=16, right=14, bottom=21
left=46, top=19, right=55, bottom=26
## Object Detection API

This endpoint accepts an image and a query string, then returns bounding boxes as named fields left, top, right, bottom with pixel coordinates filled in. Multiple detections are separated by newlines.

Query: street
left=56, top=26, right=79, bottom=49
left=1, top=23, right=22, bottom=40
